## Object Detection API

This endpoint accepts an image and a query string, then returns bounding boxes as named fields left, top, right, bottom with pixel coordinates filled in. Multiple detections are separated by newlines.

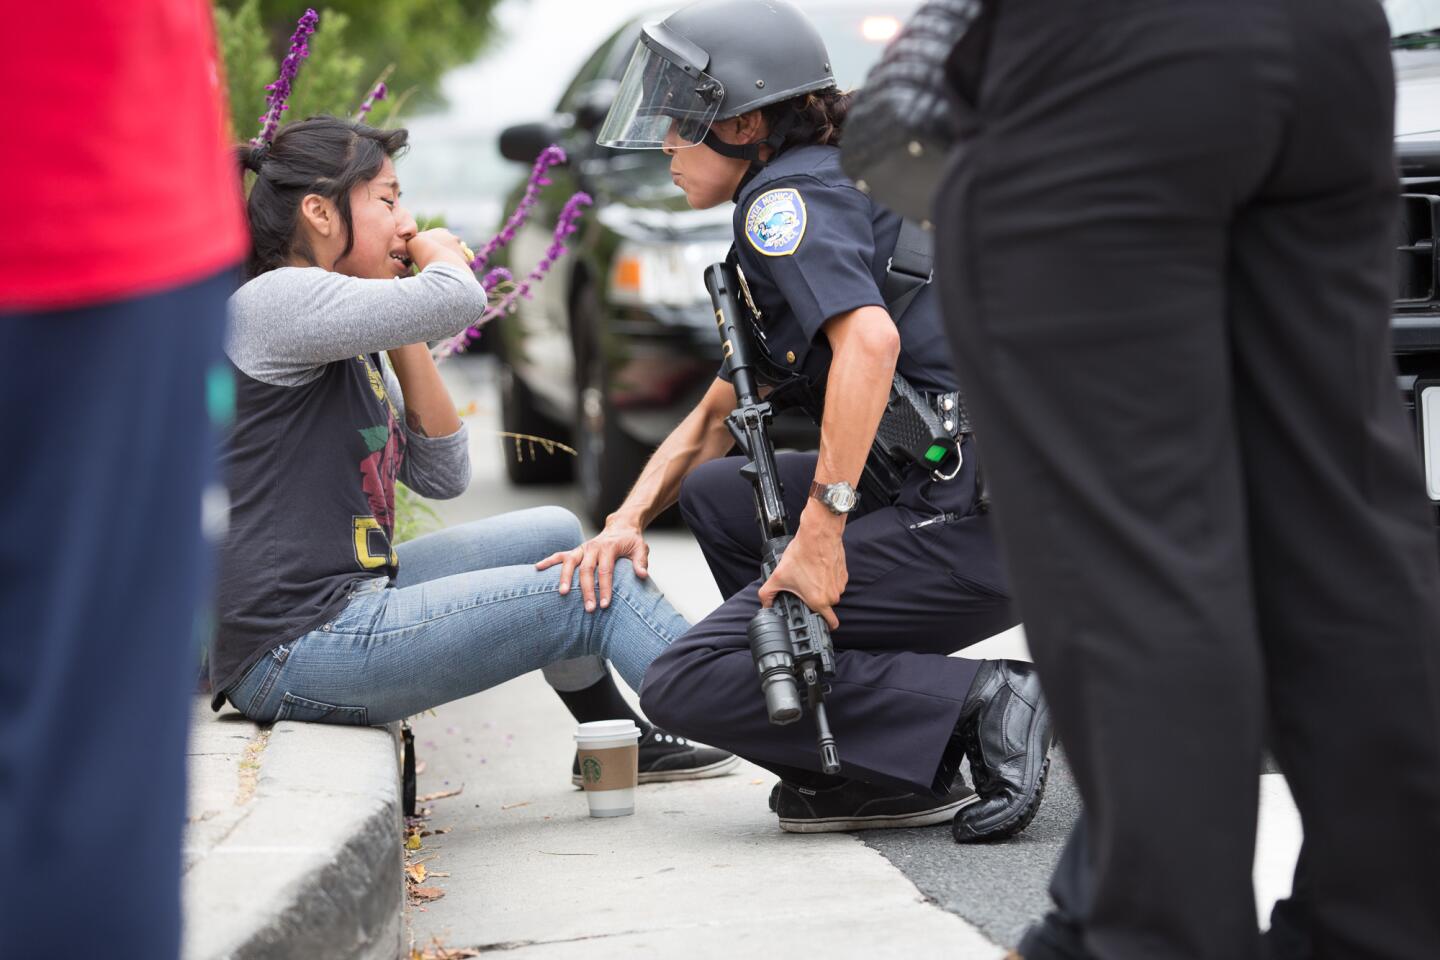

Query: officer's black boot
left=951, top=659, right=1054, bottom=843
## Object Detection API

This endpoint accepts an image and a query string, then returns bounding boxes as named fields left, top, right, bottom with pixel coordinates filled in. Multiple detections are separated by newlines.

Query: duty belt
left=926, top=390, right=973, bottom=439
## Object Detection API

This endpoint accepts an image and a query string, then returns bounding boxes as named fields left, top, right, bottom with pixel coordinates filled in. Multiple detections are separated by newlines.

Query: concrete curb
left=183, top=701, right=405, bottom=960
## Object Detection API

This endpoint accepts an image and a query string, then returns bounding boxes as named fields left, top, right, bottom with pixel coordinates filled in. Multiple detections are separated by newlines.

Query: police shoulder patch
left=744, top=188, right=807, bottom=257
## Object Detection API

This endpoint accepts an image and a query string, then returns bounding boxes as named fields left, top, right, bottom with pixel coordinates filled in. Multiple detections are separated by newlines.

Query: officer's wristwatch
left=809, top=480, right=860, bottom=516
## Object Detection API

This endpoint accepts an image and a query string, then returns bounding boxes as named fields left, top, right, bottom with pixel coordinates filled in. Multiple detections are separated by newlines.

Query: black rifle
left=704, top=261, right=841, bottom=775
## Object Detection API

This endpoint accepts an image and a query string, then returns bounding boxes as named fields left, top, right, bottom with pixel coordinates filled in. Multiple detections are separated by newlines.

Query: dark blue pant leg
left=651, top=444, right=1016, bottom=791
left=677, top=453, right=816, bottom=598
left=0, top=269, right=232, bottom=958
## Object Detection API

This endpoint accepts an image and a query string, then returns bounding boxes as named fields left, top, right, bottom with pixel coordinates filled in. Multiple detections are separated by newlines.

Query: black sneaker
left=570, top=726, right=739, bottom=787
left=774, top=778, right=979, bottom=833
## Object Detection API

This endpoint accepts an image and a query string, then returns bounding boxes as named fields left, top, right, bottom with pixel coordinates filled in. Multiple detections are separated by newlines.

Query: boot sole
left=779, top=792, right=981, bottom=834
left=570, top=754, right=740, bottom=788
left=953, top=756, right=1051, bottom=843
left=953, top=701, right=1054, bottom=843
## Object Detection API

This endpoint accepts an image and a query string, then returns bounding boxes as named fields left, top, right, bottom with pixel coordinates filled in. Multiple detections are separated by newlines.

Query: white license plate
left=1420, top=385, right=1440, bottom=501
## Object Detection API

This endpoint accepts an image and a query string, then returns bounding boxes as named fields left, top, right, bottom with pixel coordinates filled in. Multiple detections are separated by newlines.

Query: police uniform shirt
left=723, top=143, right=959, bottom=398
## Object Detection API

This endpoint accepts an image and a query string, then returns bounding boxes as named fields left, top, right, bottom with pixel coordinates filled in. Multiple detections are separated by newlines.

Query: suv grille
left=1399, top=193, right=1440, bottom=304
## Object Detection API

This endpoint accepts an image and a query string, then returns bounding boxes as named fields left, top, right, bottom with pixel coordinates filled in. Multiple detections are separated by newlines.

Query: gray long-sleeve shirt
left=211, top=263, right=486, bottom=706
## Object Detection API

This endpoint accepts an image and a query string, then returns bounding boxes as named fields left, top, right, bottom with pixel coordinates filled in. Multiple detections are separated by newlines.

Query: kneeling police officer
left=546, top=0, right=1050, bottom=838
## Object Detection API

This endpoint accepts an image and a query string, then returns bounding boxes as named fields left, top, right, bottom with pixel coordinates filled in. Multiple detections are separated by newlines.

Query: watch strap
left=809, top=480, right=858, bottom=514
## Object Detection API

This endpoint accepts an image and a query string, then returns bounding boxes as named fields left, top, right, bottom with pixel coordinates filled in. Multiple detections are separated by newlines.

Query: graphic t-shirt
left=214, top=353, right=408, bottom=701
left=210, top=263, right=486, bottom=703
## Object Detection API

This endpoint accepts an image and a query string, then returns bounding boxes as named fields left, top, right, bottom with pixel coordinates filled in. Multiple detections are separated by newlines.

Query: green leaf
left=214, top=0, right=276, bottom=143
left=393, top=483, right=442, bottom=544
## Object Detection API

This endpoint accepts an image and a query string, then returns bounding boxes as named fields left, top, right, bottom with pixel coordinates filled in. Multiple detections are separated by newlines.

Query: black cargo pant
left=639, top=441, right=1017, bottom=792
left=938, top=1, right=1440, bottom=958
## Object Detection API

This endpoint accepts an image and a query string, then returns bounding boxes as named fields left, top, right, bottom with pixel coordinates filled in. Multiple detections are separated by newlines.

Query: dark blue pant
left=640, top=442, right=1016, bottom=792
left=0, top=270, right=231, bottom=958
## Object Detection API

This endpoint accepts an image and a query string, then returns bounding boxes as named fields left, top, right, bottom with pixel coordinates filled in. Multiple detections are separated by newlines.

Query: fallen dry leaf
left=427, top=871, right=450, bottom=878
left=405, top=833, right=423, bottom=851
left=500, top=800, right=531, bottom=811
left=405, top=863, right=427, bottom=884
left=413, top=944, right=481, bottom=960
left=411, top=885, right=446, bottom=902
left=417, top=786, right=464, bottom=803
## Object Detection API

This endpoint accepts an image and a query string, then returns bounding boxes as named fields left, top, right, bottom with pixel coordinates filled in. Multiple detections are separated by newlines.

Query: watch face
left=829, top=485, right=856, bottom=512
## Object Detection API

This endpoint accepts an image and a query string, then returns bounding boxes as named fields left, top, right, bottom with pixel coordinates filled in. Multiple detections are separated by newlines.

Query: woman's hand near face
left=407, top=228, right=471, bottom=271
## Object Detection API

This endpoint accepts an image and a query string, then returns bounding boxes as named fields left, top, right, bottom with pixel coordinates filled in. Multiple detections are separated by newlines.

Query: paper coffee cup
left=575, top=720, right=640, bottom=818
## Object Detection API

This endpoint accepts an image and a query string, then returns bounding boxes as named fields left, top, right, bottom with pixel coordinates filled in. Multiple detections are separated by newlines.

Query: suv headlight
left=608, top=239, right=734, bottom=309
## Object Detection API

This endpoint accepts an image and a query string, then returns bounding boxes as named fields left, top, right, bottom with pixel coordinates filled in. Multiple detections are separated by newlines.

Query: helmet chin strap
left=703, top=112, right=798, bottom=170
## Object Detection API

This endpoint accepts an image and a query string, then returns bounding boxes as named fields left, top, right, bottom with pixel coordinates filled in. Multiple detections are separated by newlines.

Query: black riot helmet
left=596, top=0, right=836, bottom=164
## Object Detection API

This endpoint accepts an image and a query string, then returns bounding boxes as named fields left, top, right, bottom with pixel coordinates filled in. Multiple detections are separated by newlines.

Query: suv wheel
left=573, top=291, right=649, bottom=528
left=498, top=360, right=574, bottom=485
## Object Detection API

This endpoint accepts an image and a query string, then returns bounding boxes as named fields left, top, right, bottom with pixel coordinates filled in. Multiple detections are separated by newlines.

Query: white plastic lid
left=574, top=719, right=641, bottom=742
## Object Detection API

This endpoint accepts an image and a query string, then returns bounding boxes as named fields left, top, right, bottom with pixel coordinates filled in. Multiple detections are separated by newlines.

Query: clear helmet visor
left=596, top=42, right=724, bottom=149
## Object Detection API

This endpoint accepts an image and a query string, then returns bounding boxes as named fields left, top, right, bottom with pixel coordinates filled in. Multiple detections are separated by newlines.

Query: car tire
left=498, top=360, right=574, bottom=485
left=573, top=290, right=652, bottom=529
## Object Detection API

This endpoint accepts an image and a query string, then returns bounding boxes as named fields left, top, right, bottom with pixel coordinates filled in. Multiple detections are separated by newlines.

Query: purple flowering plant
left=252, top=8, right=319, bottom=146
left=469, top=145, right=568, bottom=271
left=435, top=189, right=595, bottom=360
left=354, top=78, right=388, bottom=123
left=434, top=146, right=593, bottom=360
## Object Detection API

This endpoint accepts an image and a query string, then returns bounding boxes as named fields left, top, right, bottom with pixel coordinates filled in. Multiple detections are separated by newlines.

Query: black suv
left=489, top=2, right=918, bottom=525
left=1393, top=7, right=1440, bottom=541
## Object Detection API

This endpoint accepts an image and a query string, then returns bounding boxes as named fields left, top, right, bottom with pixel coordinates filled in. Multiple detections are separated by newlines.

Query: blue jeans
left=226, top=506, right=687, bottom=725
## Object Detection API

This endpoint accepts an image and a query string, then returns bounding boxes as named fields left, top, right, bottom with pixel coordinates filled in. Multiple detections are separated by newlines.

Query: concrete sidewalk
left=182, top=699, right=405, bottom=960
left=400, top=356, right=1010, bottom=958
left=405, top=672, right=1007, bottom=959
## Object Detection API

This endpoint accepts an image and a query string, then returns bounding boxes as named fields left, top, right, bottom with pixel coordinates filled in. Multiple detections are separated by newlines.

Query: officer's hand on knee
left=536, top=522, right=651, bottom=613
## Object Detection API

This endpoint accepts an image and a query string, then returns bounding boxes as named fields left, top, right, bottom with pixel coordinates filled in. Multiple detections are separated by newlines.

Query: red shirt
left=1, top=2, right=248, bottom=311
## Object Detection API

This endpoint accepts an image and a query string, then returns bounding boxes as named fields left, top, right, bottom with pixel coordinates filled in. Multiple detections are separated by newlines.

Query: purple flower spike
left=469, top=145, right=570, bottom=272
left=435, top=192, right=595, bottom=361
left=481, top=267, right=513, bottom=292
left=252, top=8, right=320, bottom=147
left=356, top=81, right=389, bottom=122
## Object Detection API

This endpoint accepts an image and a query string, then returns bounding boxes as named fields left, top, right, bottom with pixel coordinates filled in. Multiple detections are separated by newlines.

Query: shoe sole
left=953, top=701, right=1054, bottom=843
left=570, top=754, right=740, bottom=788
left=778, top=792, right=981, bottom=834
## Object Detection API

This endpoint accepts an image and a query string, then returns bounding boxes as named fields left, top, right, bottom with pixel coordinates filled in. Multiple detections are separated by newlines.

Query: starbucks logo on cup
left=574, top=721, right=640, bottom=814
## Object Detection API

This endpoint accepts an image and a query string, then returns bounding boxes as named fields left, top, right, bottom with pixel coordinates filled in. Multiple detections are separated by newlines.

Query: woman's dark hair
left=236, top=116, right=409, bottom=279
left=759, top=88, right=853, bottom=154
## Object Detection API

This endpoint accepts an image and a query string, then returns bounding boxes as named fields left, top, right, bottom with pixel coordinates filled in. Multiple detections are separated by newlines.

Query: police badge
left=744, top=188, right=808, bottom=256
